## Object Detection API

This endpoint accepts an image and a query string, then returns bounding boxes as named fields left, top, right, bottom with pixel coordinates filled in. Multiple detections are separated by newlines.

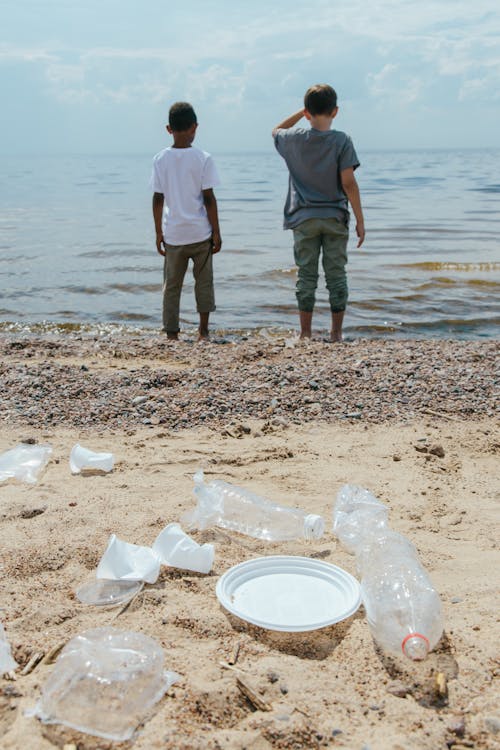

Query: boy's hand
left=356, top=221, right=365, bottom=248
left=211, top=233, right=222, bottom=254
left=156, top=233, right=166, bottom=256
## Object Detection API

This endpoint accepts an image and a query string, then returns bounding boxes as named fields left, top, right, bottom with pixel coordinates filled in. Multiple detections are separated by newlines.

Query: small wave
left=396, top=261, right=500, bottom=272
left=107, top=283, right=161, bottom=294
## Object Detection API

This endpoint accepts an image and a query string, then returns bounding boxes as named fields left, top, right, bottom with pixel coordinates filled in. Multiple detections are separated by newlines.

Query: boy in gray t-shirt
left=273, top=84, right=365, bottom=342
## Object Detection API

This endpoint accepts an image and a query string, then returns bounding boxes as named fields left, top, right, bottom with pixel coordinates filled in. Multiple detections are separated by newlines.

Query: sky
left=1, top=0, right=499, bottom=155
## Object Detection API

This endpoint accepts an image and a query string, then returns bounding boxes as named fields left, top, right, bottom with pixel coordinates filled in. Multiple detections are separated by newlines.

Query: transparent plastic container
left=32, top=628, right=178, bottom=741
left=333, top=484, right=443, bottom=660
left=183, top=470, right=325, bottom=541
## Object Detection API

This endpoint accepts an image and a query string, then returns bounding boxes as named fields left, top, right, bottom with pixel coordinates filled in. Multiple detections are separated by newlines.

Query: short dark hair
left=168, top=102, right=197, bottom=132
left=304, top=84, right=337, bottom=115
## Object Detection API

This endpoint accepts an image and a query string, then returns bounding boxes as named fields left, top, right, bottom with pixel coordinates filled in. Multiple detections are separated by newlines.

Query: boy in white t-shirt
left=151, top=102, right=221, bottom=340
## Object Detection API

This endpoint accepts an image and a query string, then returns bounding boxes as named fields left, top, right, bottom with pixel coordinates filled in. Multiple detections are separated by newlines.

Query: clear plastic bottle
left=360, top=542, right=443, bottom=660
left=182, top=470, right=325, bottom=541
left=333, top=484, right=443, bottom=660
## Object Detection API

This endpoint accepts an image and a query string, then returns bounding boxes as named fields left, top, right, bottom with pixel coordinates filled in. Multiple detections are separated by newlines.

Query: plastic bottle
left=182, top=470, right=325, bottom=541
left=333, top=484, right=443, bottom=660
left=359, top=537, right=443, bottom=660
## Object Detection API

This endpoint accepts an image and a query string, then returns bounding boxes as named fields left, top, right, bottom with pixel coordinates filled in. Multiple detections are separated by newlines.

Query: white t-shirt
left=150, top=146, right=220, bottom=245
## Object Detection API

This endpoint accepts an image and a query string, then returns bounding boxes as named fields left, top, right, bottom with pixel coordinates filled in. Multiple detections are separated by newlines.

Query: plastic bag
left=0, top=444, right=52, bottom=484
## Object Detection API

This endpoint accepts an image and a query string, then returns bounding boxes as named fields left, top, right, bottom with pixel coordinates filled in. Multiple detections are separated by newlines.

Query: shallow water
left=0, top=149, right=498, bottom=338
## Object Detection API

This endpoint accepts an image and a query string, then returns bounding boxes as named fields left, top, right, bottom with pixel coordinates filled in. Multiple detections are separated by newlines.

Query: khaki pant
left=293, top=217, right=349, bottom=313
left=163, top=238, right=215, bottom=334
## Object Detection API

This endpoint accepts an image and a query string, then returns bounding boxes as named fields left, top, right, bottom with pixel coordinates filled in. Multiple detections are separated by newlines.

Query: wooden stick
left=421, top=408, right=457, bottom=421
left=228, top=642, right=241, bottom=666
left=42, top=642, right=65, bottom=665
left=236, top=676, right=272, bottom=712
left=219, top=660, right=246, bottom=674
left=21, top=651, right=45, bottom=676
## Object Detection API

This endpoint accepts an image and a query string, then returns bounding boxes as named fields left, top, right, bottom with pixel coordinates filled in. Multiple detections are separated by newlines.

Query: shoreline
left=0, top=331, right=497, bottom=431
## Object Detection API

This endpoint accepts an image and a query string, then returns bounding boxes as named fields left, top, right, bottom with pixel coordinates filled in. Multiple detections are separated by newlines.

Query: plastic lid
left=304, top=514, right=325, bottom=540
left=76, top=579, right=144, bottom=607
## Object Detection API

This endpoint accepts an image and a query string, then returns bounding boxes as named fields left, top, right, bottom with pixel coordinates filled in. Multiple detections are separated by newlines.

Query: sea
left=0, top=149, right=499, bottom=339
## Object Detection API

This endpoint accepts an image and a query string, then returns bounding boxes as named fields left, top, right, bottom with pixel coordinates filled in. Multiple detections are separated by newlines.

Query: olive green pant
left=293, top=217, right=349, bottom=313
left=163, top=238, right=215, bottom=334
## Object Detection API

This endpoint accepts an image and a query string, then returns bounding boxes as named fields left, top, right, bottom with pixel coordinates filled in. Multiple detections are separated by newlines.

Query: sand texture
left=0, top=331, right=499, bottom=750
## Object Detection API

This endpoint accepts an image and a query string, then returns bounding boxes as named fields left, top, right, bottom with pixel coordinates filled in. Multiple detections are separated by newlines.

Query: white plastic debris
left=0, top=622, right=17, bottom=674
left=0, top=444, right=52, bottom=484
left=152, top=522, right=214, bottom=574
left=29, top=627, right=179, bottom=741
left=96, top=535, right=161, bottom=584
left=70, top=443, right=114, bottom=474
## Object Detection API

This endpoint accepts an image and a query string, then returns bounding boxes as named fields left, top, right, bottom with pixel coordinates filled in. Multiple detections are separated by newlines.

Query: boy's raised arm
left=272, top=109, right=305, bottom=137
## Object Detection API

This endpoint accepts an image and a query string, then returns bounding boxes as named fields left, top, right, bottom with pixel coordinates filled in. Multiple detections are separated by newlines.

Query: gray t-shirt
left=274, top=127, right=360, bottom=229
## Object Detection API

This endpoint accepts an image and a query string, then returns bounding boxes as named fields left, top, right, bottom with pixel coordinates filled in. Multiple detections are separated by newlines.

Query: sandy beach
left=0, top=331, right=498, bottom=750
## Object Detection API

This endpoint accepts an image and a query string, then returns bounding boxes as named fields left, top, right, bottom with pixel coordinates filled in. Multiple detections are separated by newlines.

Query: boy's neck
left=309, top=115, right=333, bottom=131
left=171, top=133, right=194, bottom=149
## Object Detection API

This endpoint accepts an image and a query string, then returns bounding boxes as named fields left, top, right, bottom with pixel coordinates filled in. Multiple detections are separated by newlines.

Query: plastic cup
left=96, top=534, right=161, bottom=584
left=152, top=523, right=214, bottom=574
left=70, top=444, right=114, bottom=474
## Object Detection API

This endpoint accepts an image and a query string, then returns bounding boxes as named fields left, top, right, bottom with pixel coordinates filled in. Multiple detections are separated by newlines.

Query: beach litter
left=0, top=622, right=18, bottom=674
left=76, top=523, right=214, bottom=606
left=183, top=469, right=325, bottom=541
left=0, top=444, right=52, bottom=484
left=216, top=555, right=361, bottom=632
left=69, top=443, right=114, bottom=474
left=333, top=484, right=444, bottom=660
left=28, top=627, right=179, bottom=741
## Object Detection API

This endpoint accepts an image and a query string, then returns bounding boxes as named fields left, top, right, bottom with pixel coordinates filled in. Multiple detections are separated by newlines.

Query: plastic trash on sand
left=333, top=484, right=389, bottom=555
left=70, top=443, right=114, bottom=474
left=152, top=522, right=214, bottom=574
left=30, top=628, right=179, bottom=741
left=333, top=484, right=444, bottom=660
left=96, top=535, right=160, bottom=584
left=0, top=622, right=17, bottom=674
left=182, top=469, right=325, bottom=541
left=75, top=578, right=144, bottom=607
left=0, top=444, right=52, bottom=484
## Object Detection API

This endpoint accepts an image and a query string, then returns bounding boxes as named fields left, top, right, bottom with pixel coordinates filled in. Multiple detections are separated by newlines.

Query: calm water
left=0, top=149, right=499, bottom=338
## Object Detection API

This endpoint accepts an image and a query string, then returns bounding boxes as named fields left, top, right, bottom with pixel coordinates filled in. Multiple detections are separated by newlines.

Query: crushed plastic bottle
left=0, top=444, right=52, bottom=484
left=333, top=484, right=443, bottom=660
left=0, top=622, right=17, bottom=674
left=30, top=627, right=179, bottom=741
left=182, top=470, right=325, bottom=541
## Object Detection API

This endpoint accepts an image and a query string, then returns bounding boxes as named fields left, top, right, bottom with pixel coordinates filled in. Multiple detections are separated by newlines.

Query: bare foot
left=167, top=333, right=179, bottom=341
left=198, top=329, right=209, bottom=342
left=299, top=331, right=312, bottom=339
left=330, top=332, right=343, bottom=343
